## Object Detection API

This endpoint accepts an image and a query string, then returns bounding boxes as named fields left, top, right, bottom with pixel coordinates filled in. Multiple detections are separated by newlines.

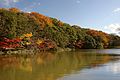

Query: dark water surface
left=0, top=49, right=120, bottom=80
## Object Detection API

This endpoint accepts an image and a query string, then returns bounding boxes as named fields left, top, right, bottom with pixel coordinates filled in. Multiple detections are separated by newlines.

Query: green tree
left=83, top=35, right=97, bottom=49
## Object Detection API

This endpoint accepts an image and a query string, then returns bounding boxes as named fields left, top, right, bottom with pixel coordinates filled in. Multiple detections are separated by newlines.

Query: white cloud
left=76, top=0, right=80, bottom=4
left=22, top=2, right=41, bottom=13
left=113, top=8, right=120, bottom=13
left=104, top=23, right=120, bottom=35
left=38, top=3, right=41, bottom=6
left=82, top=24, right=120, bottom=36
left=89, top=27, right=102, bottom=31
left=81, top=26, right=109, bottom=34
left=2, top=0, right=19, bottom=6
left=13, top=0, right=19, bottom=3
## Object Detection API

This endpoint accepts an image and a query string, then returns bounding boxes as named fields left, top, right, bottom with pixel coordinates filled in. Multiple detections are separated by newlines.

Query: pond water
left=0, top=49, right=120, bottom=80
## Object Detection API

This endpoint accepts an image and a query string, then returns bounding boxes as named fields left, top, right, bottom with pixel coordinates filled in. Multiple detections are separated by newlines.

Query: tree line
left=0, top=8, right=120, bottom=50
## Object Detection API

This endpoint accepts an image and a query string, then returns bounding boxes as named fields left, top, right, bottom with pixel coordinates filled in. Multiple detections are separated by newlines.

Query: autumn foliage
left=37, top=39, right=57, bottom=50
left=30, top=12, right=53, bottom=28
left=0, top=37, right=21, bottom=49
left=86, top=29, right=110, bottom=48
left=9, top=8, right=21, bottom=13
left=0, top=7, right=120, bottom=50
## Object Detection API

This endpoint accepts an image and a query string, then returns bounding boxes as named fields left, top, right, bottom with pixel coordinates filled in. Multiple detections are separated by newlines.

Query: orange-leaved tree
left=30, top=12, right=53, bottom=28
left=86, top=29, right=110, bottom=48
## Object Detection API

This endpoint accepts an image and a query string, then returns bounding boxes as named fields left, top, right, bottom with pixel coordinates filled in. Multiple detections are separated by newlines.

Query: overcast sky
left=0, top=0, right=120, bottom=34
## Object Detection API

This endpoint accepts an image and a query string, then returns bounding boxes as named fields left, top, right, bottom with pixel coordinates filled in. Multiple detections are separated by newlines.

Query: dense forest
left=0, top=8, right=120, bottom=51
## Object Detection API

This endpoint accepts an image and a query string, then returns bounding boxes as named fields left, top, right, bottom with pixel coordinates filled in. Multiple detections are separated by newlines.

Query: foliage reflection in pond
left=0, top=51, right=118, bottom=80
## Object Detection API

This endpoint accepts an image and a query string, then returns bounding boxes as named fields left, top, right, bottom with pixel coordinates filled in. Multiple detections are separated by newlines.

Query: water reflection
left=106, top=60, right=120, bottom=74
left=0, top=51, right=119, bottom=80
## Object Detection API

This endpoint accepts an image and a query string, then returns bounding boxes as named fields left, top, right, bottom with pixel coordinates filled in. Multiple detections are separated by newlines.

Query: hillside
left=0, top=8, right=120, bottom=50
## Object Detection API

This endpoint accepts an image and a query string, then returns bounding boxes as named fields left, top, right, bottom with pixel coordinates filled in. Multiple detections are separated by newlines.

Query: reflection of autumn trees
left=0, top=52, right=118, bottom=80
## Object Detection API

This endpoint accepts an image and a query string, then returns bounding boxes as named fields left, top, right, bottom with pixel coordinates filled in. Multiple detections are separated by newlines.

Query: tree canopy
left=0, top=8, right=120, bottom=50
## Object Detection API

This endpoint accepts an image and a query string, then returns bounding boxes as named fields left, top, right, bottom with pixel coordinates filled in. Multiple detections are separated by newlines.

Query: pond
left=0, top=49, right=120, bottom=80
